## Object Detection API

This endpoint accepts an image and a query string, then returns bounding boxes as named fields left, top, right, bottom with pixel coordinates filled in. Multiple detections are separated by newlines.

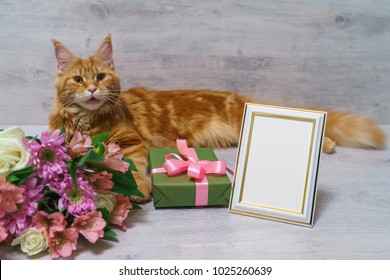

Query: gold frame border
left=229, top=208, right=313, bottom=227
left=238, top=112, right=316, bottom=215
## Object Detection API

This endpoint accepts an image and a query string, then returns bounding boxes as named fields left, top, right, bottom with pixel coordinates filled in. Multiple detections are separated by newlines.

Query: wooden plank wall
left=1, top=0, right=389, bottom=125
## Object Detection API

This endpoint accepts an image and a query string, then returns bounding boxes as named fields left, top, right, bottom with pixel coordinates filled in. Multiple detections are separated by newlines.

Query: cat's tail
left=325, top=111, right=386, bottom=150
left=241, top=95, right=386, bottom=152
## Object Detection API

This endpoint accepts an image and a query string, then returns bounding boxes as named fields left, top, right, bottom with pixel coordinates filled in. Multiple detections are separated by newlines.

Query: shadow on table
left=313, top=186, right=336, bottom=224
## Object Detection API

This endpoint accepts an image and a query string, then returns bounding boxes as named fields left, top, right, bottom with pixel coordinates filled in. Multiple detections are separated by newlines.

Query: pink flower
left=102, top=143, right=129, bottom=173
left=4, top=177, right=46, bottom=236
left=20, top=177, right=44, bottom=216
left=33, top=211, right=77, bottom=258
left=0, top=177, right=25, bottom=218
left=109, top=194, right=132, bottom=230
left=0, top=224, right=8, bottom=241
left=88, top=171, right=114, bottom=193
left=48, top=227, right=78, bottom=259
left=32, top=211, right=66, bottom=233
left=105, top=142, right=122, bottom=157
left=6, top=210, right=32, bottom=236
left=72, top=211, right=106, bottom=243
left=67, top=131, right=92, bottom=158
left=53, top=174, right=96, bottom=217
left=26, top=130, right=70, bottom=180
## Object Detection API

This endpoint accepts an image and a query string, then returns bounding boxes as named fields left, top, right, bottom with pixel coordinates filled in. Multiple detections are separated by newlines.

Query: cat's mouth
left=78, top=96, right=105, bottom=110
left=86, top=97, right=101, bottom=104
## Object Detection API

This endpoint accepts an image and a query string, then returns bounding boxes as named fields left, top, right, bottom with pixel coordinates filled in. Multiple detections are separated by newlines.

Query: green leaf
left=37, top=200, right=45, bottom=210
left=25, top=135, right=41, bottom=144
left=6, top=166, right=36, bottom=185
left=6, top=175, right=23, bottom=185
left=66, top=214, right=74, bottom=225
left=38, top=199, right=56, bottom=213
left=60, top=124, right=66, bottom=135
left=96, top=207, right=111, bottom=222
left=103, top=229, right=117, bottom=239
left=43, top=190, right=60, bottom=199
left=124, top=168, right=136, bottom=184
left=92, top=132, right=111, bottom=148
left=67, top=160, right=78, bottom=188
left=111, top=184, right=143, bottom=197
left=123, top=157, right=138, bottom=171
left=110, top=170, right=143, bottom=197
left=131, top=203, right=142, bottom=210
left=38, top=189, right=62, bottom=214
left=95, top=142, right=106, bottom=157
left=25, top=135, right=39, bottom=142
left=77, top=149, right=105, bottom=166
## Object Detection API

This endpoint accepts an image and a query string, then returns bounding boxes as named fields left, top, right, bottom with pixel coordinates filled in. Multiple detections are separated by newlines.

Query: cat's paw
left=131, top=172, right=152, bottom=203
left=130, top=194, right=150, bottom=203
left=323, top=137, right=336, bottom=154
left=130, top=188, right=151, bottom=203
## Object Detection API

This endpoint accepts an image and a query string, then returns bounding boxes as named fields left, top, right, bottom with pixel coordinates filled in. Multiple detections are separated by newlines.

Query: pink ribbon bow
left=151, top=139, right=233, bottom=206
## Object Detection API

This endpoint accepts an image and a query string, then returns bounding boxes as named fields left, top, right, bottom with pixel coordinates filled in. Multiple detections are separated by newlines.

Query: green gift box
left=148, top=147, right=232, bottom=208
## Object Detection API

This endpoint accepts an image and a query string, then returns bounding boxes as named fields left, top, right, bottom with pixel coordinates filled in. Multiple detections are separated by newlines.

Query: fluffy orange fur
left=49, top=35, right=386, bottom=202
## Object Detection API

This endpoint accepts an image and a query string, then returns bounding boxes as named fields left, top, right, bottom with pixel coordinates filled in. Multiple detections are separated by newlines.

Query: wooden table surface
left=1, top=125, right=389, bottom=260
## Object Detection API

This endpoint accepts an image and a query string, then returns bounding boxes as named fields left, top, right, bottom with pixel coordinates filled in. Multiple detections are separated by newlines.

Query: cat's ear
left=52, top=39, right=76, bottom=75
left=94, top=33, right=114, bottom=69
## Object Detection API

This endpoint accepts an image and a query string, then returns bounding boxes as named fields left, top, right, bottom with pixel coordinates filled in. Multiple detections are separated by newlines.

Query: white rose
left=11, top=227, right=48, bottom=256
left=0, top=127, right=30, bottom=177
left=95, top=193, right=117, bottom=212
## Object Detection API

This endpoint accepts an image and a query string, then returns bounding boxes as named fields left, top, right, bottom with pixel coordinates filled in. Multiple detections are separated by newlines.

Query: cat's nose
left=88, top=87, right=97, bottom=94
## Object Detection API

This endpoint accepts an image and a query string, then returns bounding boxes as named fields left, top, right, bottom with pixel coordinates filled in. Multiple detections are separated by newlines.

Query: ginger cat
left=49, top=35, right=386, bottom=202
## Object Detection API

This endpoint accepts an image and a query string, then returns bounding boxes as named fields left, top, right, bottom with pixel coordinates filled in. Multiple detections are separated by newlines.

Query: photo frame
left=229, top=104, right=327, bottom=227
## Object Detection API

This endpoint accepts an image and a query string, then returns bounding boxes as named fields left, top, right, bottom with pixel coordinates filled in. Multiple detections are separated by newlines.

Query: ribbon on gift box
left=151, top=139, right=233, bottom=206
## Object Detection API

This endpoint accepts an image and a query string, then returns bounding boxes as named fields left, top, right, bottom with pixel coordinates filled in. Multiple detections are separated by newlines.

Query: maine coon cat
left=49, top=35, right=386, bottom=202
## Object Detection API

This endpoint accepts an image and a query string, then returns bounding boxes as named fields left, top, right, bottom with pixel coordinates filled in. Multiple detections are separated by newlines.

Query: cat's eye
left=96, top=73, right=105, bottom=82
left=73, top=76, right=83, bottom=84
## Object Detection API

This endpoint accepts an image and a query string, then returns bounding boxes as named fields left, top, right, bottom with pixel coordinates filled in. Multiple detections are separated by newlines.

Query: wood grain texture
left=0, top=125, right=389, bottom=260
left=1, top=0, right=390, bottom=124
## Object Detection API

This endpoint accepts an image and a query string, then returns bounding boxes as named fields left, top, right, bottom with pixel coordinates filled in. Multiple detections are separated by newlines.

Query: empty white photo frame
left=229, top=104, right=327, bottom=227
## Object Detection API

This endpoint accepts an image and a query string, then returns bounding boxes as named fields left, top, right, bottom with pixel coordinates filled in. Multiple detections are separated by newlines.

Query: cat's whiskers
left=105, top=95, right=127, bottom=110
left=59, top=93, right=76, bottom=108
left=62, top=99, right=75, bottom=108
left=101, top=89, right=122, bottom=92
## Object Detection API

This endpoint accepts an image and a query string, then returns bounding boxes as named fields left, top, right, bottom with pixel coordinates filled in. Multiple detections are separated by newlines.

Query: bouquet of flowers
left=0, top=127, right=141, bottom=258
